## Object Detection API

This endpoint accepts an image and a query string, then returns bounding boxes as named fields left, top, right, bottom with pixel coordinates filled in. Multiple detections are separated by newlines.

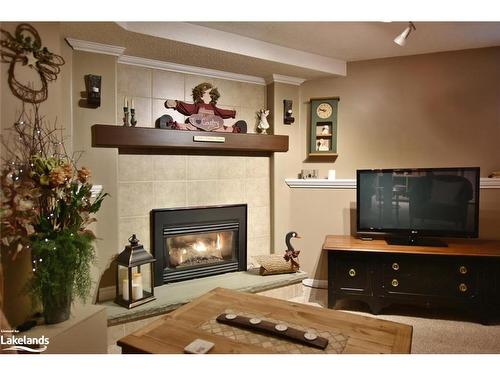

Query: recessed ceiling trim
left=118, top=55, right=266, bottom=85
left=65, top=38, right=126, bottom=57
left=266, top=74, right=306, bottom=86
left=117, top=22, right=347, bottom=76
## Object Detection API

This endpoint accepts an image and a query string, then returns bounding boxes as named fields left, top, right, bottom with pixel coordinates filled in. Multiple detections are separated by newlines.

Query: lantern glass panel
left=139, top=264, right=153, bottom=297
left=118, top=264, right=131, bottom=301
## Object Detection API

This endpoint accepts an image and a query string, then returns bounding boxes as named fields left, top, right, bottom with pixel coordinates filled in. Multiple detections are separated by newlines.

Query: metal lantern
left=115, top=234, right=156, bottom=309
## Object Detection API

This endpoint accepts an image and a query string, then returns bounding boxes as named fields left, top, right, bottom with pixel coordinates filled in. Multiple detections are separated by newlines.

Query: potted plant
left=0, top=23, right=107, bottom=324
left=0, top=104, right=107, bottom=324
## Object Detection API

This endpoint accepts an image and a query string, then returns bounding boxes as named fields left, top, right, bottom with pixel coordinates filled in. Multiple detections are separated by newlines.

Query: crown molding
left=117, top=55, right=266, bottom=85
left=285, top=178, right=500, bottom=189
left=265, top=74, right=306, bottom=86
left=65, top=38, right=126, bottom=57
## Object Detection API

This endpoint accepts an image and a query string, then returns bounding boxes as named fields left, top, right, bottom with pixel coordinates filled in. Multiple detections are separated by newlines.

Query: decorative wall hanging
left=283, top=100, right=294, bottom=125
left=309, top=97, right=339, bottom=157
left=85, top=74, right=101, bottom=107
left=163, top=82, right=247, bottom=133
left=0, top=23, right=64, bottom=103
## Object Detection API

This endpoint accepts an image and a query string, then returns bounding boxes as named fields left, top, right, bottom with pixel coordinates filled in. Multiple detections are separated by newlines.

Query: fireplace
left=151, top=204, right=247, bottom=285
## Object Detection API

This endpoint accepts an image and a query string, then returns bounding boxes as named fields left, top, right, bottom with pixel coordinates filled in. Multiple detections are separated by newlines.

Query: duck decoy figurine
left=284, top=231, right=301, bottom=269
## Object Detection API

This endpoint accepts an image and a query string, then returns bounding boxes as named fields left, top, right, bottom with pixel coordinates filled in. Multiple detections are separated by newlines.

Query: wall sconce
left=85, top=74, right=101, bottom=107
left=284, top=99, right=295, bottom=125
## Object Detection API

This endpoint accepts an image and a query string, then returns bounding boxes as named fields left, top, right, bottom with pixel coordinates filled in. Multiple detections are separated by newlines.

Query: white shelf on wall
left=285, top=178, right=500, bottom=189
left=285, top=179, right=355, bottom=189
left=481, top=178, right=500, bottom=189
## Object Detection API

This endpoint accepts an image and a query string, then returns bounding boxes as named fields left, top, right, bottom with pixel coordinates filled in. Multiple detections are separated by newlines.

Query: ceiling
left=62, top=22, right=500, bottom=82
left=192, top=22, right=500, bottom=61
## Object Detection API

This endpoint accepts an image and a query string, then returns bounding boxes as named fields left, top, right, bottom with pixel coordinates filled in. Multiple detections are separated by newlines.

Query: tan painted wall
left=71, top=51, right=119, bottom=295
left=268, top=82, right=303, bottom=253
left=290, top=47, right=500, bottom=280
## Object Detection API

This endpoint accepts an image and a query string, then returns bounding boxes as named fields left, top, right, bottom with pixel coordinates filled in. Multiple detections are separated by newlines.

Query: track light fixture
left=394, top=22, right=416, bottom=46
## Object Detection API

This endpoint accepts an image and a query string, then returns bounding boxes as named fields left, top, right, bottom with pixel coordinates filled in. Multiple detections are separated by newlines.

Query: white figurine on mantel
left=257, top=109, right=270, bottom=134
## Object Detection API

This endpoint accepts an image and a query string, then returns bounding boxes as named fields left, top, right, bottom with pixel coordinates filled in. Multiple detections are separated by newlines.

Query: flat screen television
left=356, top=167, right=480, bottom=246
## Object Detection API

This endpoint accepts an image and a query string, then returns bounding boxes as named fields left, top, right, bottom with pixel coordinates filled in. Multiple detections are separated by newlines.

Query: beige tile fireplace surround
left=115, top=65, right=271, bottom=289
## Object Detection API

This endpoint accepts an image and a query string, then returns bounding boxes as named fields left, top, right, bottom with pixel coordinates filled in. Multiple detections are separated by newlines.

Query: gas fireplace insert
left=151, top=204, right=247, bottom=285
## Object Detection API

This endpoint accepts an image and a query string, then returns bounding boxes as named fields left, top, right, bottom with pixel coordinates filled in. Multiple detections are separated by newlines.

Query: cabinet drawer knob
left=392, top=262, right=400, bottom=271
left=348, top=268, right=356, bottom=277
left=459, top=283, right=468, bottom=293
left=459, top=266, right=468, bottom=275
left=391, top=279, right=399, bottom=287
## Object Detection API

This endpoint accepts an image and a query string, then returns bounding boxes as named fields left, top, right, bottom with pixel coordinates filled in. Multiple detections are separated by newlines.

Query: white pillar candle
left=132, top=272, right=143, bottom=288
left=122, top=279, right=129, bottom=300
left=132, top=284, right=143, bottom=300
left=132, top=272, right=143, bottom=300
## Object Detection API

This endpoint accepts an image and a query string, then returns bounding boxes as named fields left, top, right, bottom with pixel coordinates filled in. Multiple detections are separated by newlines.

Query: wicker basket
left=253, top=255, right=299, bottom=275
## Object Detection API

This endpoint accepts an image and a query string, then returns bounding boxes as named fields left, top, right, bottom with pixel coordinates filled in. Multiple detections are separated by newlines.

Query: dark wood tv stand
left=323, top=235, right=500, bottom=324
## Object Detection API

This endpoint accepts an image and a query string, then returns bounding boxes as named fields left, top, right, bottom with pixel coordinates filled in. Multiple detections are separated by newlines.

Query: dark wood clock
left=309, top=97, right=339, bottom=156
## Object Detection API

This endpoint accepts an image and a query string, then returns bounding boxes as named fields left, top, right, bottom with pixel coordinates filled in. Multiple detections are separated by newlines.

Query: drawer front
left=381, top=254, right=479, bottom=299
left=331, top=253, right=371, bottom=295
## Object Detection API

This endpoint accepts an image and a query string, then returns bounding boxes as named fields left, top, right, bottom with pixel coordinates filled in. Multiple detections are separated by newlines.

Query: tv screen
left=357, top=167, right=480, bottom=240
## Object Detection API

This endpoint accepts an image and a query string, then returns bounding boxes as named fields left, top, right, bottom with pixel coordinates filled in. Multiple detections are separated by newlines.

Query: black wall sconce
left=284, top=99, right=295, bottom=125
left=85, top=74, right=101, bottom=107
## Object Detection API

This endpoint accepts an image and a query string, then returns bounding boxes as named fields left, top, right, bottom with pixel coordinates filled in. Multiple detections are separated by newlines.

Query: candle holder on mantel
left=130, top=108, right=137, bottom=127
left=115, top=234, right=156, bottom=309
left=122, top=106, right=130, bottom=127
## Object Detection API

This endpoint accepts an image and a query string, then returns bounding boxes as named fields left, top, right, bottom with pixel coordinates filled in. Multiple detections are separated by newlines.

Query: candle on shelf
left=122, top=279, right=129, bottom=300
left=124, top=96, right=128, bottom=108
left=130, top=98, right=135, bottom=110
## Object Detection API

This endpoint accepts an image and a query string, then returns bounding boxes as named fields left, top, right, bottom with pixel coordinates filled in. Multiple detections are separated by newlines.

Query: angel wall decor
left=0, top=23, right=64, bottom=103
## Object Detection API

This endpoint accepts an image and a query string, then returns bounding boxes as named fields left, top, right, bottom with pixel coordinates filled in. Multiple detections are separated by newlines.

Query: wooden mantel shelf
left=91, top=125, right=288, bottom=155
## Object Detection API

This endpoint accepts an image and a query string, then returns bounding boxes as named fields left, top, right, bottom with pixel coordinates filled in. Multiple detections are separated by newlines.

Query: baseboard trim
left=302, top=278, right=328, bottom=289
left=98, top=286, right=116, bottom=302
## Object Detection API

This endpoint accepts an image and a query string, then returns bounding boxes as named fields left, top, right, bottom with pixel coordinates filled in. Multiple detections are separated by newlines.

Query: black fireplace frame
left=151, top=204, right=247, bottom=286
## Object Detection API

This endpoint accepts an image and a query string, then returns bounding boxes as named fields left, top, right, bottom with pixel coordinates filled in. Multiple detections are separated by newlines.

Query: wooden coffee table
left=117, top=287, right=412, bottom=354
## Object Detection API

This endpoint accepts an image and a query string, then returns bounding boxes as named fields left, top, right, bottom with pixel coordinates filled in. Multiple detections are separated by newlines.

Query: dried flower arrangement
left=0, top=23, right=107, bottom=324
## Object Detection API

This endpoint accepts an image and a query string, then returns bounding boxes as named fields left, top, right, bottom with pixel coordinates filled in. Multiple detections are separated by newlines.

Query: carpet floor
left=291, top=287, right=500, bottom=354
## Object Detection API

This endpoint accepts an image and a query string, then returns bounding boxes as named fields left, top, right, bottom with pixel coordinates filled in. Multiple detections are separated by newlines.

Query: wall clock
left=309, top=97, right=339, bottom=156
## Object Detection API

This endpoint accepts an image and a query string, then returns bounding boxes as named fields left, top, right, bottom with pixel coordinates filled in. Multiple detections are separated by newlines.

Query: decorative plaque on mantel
left=193, top=135, right=226, bottom=143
